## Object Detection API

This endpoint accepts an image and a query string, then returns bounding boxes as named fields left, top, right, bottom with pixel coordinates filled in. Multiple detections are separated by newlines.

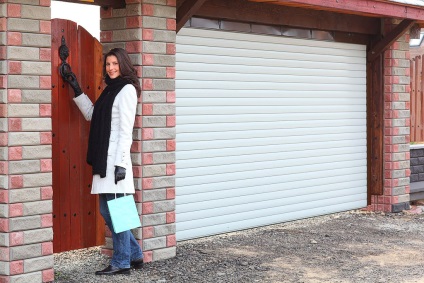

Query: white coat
left=73, top=84, right=137, bottom=194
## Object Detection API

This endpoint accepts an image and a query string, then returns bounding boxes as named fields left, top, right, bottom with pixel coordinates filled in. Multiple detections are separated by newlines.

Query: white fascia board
left=387, top=0, right=424, bottom=7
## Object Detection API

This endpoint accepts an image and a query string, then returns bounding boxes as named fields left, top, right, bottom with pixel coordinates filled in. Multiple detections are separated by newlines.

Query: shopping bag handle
left=114, top=193, right=127, bottom=199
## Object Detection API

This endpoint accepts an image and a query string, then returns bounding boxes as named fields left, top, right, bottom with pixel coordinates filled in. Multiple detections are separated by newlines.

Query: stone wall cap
left=411, top=143, right=424, bottom=149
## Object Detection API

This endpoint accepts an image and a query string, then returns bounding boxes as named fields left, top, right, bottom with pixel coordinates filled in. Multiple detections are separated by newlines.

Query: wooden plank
left=333, top=31, right=370, bottom=45
left=78, top=26, right=99, bottom=248
left=58, top=20, right=79, bottom=252
left=93, top=39, right=105, bottom=246
left=194, top=0, right=380, bottom=35
left=92, top=0, right=125, bottom=7
left=78, top=26, right=91, bottom=249
left=65, top=19, right=80, bottom=252
left=51, top=19, right=62, bottom=253
left=253, top=0, right=424, bottom=21
left=93, top=39, right=103, bottom=101
left=77, top=26, right=99, bottom=250
left=176, top=0, right=208, bottom=32
left=67, top=26, right=89, bottom=251
left=55, top=0, right=125, bottom=8
left=420, top=56, right=424, bottom=142
left=367, top=54, right=384, bottom=198
left=368, top=19, right=415, bottom=62
left=418, top=56, right=423, bottom=141
left=411, top=58, right=416, bottom=142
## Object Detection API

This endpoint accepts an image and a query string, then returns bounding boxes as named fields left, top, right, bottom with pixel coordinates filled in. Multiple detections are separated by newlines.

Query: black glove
left=62, top=71, right=82, bottom=97
left=114, top=166, right=126, bottom=185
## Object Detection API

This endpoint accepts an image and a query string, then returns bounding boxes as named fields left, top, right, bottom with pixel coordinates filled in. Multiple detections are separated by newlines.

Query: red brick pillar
left=0, top=1, right=54, bottom=282
left=139, top=0, right=177, bottom=262
left=100, top=0, right=176, bottom=262
left=371, top=19, right=411, bottom=212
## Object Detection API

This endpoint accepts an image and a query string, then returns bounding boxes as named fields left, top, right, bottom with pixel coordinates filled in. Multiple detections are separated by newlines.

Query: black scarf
left=87, top=76, right=129, bottom=177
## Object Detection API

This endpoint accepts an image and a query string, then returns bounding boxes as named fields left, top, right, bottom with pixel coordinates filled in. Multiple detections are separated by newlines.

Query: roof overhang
left=247, top=0, right=424, bottom=26
left=54, top=0, right=125, bottom=9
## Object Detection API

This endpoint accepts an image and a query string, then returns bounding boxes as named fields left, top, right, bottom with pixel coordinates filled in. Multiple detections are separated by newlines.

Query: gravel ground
left=54, top=209, right=424, bottom=283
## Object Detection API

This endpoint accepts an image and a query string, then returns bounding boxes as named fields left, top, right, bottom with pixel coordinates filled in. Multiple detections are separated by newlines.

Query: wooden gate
left=51, top=19, right=104, bottom=253
left=410, top=55, right=424, bottom=143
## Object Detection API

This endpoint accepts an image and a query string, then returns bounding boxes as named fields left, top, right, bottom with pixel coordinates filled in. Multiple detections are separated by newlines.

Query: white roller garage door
left=176, top=28, right=367, bottom=241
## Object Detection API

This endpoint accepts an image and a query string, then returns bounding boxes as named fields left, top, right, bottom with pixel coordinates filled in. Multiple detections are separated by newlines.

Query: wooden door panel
left=78, top=26, right=105, bottom=248
left=51, top=19, right=63, bottom=253
left=52, top=19, right=104, bottom=253
left=52, top=19, right=76, bottom=253
left=93, top=39, right=105, bottom=245
left=67, top=20, right=82, bottom=251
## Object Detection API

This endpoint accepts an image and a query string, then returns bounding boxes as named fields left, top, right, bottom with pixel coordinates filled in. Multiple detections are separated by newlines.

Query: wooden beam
left=94, top=0, right=125, bottom=8
left=194, top=0, right=380, bottom=35
left=410, top=23, right=421, bottom=39
left=177, top=0, right=208, bottom=33
left=255, top=0, right=424, bottom=21
left=366, top=54, right=384, bottom=199
left=367, top=19, right=415, bottom=62
left=55, top=0, right=125, bottom=9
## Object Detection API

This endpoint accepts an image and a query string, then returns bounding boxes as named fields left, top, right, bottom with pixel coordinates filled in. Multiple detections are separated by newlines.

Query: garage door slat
left=178, top=176, right=366, bottom=204
left=178, top=133, right=366, bottom=151
left=177, top=193, right=366, bottom=230
left=177, top=146, right=366, bottom=171
left=175, top=200, right=366, bottom=240
left=177, top=184, right=366, bottom=215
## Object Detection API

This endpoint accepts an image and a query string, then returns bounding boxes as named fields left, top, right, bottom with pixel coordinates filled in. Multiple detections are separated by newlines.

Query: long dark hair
left=103, top=48, right=141, bottom=97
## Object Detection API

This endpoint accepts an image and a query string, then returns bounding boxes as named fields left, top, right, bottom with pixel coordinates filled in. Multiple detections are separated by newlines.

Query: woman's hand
left=114, top=166, right=126, bottom=184
left=62, top=71, right=83, bottom=97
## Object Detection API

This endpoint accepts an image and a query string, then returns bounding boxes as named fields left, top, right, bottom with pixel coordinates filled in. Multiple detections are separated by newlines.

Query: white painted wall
left=51, top=1, right=100, bottom=40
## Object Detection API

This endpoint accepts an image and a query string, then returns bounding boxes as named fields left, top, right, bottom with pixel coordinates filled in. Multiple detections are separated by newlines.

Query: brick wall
left=369, top=19, right=411, bottom=212
left=0, top=1, right=54, bottom=282
left=410, top=147, right=424, bottom=182
left=100, top=0, right=177, bottom=262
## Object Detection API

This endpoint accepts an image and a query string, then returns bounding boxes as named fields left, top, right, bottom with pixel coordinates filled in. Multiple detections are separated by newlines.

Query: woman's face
left=105, top=55, right=120, bottom=79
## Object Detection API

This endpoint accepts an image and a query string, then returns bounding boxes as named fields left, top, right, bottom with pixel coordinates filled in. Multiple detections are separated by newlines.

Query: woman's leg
left=99, top=193, right=133, bottom=269
left=130, top=232, right=143, bottom=261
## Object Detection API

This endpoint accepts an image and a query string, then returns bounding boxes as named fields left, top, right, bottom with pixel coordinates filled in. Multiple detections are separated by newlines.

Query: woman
left=62, top=48, right=143, bottom=276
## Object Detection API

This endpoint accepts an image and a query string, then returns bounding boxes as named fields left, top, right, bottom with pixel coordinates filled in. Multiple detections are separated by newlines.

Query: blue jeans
left=99, top=193, right=143, bottom=268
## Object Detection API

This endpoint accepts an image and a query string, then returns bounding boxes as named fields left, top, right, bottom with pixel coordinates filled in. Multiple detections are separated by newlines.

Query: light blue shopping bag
left=107, top=194, right=141, bottom=233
